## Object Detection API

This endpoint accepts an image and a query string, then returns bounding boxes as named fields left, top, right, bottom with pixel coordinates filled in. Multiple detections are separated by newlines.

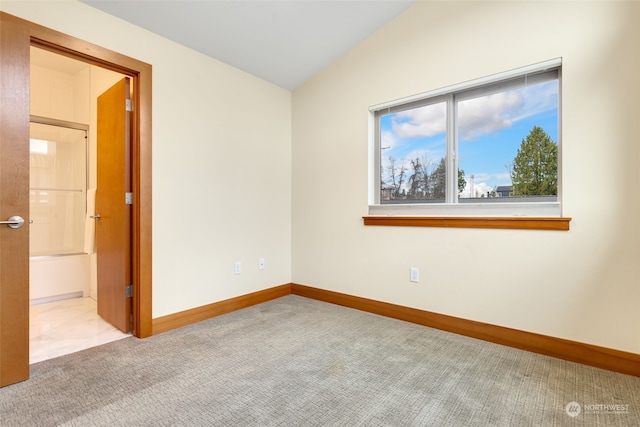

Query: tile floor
left=30, top=297, right=131, bottom=364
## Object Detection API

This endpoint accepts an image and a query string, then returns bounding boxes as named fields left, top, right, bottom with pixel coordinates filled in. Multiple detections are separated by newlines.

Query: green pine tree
left=511, top=126, right=558, bottom=196
left=428, top=158, right=466, bottom=198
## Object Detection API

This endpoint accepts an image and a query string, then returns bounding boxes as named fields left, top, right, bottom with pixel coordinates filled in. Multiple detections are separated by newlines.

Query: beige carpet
left=1, top=295, right=638, bottom=426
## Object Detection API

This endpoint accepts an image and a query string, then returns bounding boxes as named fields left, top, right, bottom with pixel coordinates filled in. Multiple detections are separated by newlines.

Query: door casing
left=0, top=11, right=152, bottom=387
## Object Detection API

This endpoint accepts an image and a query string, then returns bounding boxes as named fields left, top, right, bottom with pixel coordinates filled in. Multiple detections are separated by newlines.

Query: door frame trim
left=1, top=12, right=152, bottom=339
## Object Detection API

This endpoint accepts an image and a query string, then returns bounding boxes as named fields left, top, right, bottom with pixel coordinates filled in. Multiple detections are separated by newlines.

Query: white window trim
left=368, top=58, right=562, bottom=218
left=368, top=202, right=560, bottom=217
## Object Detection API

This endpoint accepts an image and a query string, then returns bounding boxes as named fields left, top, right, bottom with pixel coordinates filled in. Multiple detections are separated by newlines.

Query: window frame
left=368, top=58, right=567, bottom=227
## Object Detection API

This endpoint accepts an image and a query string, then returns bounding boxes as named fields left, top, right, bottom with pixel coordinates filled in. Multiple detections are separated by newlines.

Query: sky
left=380, top=79, right=558, bottom=198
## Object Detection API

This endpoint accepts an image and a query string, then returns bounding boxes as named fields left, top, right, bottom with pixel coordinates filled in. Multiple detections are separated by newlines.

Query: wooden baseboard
left=152, top=284, right=292, bottom=335
left=149, top=282, right=639, bottom=377
left=291, top=284, right=640, bottom=377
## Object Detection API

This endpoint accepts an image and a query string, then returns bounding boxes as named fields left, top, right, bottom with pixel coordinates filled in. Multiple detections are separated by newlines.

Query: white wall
left=2, top=1, right=292, bottom=318
left=292, top=1, right=640, bottom=354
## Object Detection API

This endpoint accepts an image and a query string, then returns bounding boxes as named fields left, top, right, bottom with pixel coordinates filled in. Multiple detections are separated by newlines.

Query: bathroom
left=29, top=46, right=129, bottom=358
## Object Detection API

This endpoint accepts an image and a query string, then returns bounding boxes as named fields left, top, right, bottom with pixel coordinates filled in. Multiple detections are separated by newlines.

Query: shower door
left=30, top=120, right=88, bottom=258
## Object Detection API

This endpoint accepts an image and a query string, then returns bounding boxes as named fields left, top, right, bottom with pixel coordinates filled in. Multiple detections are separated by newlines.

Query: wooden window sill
left=363, top=216, right=571, bottom=231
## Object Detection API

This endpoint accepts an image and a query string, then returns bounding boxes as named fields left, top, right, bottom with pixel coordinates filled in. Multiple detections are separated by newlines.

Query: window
left=370, top=59, right=562, bottom=219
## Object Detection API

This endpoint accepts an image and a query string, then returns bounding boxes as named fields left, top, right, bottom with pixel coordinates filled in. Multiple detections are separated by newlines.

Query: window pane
left=457, top=79, right=558, bottom=202
left=380, top=101, right=447, bottom=203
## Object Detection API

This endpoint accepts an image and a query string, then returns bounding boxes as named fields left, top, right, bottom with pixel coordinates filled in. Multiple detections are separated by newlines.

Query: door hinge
left=125, top=192, right=133, bottom=205
left=125, top=99, right=133, bottom=112
left=125, top=285, right=133, bottom=298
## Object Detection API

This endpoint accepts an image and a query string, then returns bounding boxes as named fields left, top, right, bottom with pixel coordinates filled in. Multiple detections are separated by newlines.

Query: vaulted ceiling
left=80, top=0, right=415, bottom=90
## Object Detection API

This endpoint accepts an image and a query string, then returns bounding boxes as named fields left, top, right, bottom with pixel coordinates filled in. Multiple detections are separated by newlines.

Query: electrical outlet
left=259, top=258, right=265, bottom=270
left=234, top=261, right=241, bottom=275
left=410, top=267, right=419, bottom=283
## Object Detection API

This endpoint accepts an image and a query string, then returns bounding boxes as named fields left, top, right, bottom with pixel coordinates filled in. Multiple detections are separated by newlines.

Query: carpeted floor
left=1, top=295, right=638, bottom=426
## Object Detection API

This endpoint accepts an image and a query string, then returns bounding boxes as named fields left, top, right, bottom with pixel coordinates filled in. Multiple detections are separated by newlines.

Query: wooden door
left=96, top=78, right=132, bottom=333
left=0, top=14, right=31, bottom=387
left=0, top=13, right=152, bottom=388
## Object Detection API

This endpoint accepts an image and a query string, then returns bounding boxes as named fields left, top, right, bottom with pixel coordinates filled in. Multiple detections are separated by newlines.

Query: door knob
left=90, top=214, right=101, bottom=220
left=0, top=215, right=25, bottom=229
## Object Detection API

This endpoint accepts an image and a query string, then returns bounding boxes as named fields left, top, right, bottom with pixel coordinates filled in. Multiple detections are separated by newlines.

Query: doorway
left=28, top=53, right=132, bottom=361
left=0, top=11, right=152, bottom=387
left=29, top=46, right=123, bottom=305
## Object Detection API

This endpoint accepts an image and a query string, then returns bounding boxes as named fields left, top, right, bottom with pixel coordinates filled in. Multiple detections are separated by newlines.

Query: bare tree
left=407, top=158, right=427, bottom=199
left=385, top=156, right=407, bottom=199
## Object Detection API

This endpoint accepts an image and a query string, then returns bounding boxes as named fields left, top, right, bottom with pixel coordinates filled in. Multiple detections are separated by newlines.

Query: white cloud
left=512, top=82, right=558, bottom=123
left=493, top=172, right=512, bottom=184
left=385, top=81, right=557, bottom=144
left=460, top=180, right=494, bottom=198
left=406, top=145, right=445, bottom=164
left=459, top=171, right=514, bottom=198
left=458, top=81, right=558, bottom=141
left=458, top=91, right=524, bottom=141
left=391, top=103, right=446, bottom=138
left=381, top=130, right=398, bottom=150
left=468, top=172, right=492, bottom=183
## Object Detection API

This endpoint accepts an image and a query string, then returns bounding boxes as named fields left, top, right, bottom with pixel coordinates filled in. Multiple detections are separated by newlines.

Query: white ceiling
left=80, top=0, right=415, bottom=90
